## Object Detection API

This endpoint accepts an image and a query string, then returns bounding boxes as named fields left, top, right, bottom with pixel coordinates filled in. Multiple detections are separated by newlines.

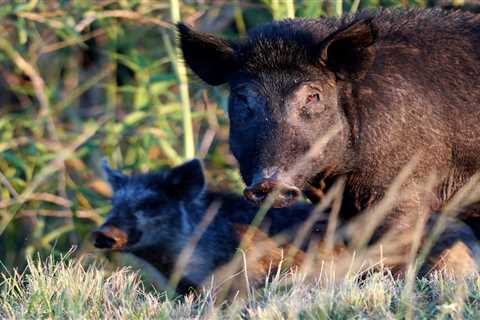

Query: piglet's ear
left=316, top=19, right=378, bottom=80
left=177, top=23, right=237, bottom=86
left=101, top=159, right=128, bottom=192
left=168, top=158, right=206, bottom=201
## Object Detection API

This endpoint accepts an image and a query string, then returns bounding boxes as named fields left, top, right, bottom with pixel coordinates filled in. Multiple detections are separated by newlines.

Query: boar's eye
left=236, top=93, right=249, bottom=104
left=231, top=93, right=255, bottom=121
left=300, top=92, right=324, bottom=119
left=305, top=93, right=321, bottom=106
left=135, top=197, right=164, bottom=213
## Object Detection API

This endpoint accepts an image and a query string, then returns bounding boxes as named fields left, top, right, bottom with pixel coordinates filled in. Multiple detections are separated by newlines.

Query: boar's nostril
left=274, top=186, right=301, bottom=207
left=278, top=187, right=301, bottom=203
left=93, top=231, right=116, bottom=249
left=244, top=181, right=275, bottom=204
left=251, top=189, right=268, bottom=202
left=92, top=226, right=128, bottom=250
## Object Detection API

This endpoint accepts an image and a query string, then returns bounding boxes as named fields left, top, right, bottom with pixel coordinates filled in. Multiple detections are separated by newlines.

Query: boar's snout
left=244, top=179, right=301, bottom=208
left=92, top=225, right=128, bottom=250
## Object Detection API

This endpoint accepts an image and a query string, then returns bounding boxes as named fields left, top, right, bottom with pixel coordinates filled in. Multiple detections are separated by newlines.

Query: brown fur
left=178, top=9, right=480, bottom=276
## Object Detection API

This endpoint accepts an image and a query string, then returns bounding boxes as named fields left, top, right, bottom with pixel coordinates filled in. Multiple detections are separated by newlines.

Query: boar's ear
left=316, top=19, right=377, bottom=80
left=102, top=159, right=128, bottom=192
left=177, top=23, right=237, bottom=86
left=167, top=158, right=206, bottom=201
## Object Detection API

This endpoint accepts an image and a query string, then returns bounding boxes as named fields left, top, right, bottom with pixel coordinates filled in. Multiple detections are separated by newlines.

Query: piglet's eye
left=305, top=93, right=320, bottom=105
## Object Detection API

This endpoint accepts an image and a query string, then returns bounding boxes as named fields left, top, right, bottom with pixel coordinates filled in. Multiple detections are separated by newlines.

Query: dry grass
left=0, top=254, right=479, bottom=319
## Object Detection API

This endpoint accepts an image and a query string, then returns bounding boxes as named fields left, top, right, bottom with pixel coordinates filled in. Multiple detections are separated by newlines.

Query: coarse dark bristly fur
left=93, top=159, right=323, bottom=294
left=177, top=9, right=480, bottom=247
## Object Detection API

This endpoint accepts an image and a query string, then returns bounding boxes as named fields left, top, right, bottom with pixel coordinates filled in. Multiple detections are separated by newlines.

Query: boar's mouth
left=303, top=170, right=342, bottom=204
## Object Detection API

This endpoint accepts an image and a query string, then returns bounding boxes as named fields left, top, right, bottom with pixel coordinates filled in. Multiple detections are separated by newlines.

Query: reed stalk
left=169, top=0, right=195, bottom=159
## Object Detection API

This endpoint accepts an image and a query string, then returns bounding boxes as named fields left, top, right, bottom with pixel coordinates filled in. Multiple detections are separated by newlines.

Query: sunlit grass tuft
left=1, top=254, right=479, bottom=319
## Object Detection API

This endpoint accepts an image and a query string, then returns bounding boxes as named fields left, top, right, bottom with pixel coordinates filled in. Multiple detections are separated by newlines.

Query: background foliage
left=0, top=0, right=477, bottom=270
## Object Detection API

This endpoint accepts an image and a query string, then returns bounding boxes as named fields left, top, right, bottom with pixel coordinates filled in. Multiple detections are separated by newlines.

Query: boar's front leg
left=347, top=189, right=479, bottom=277
left=419, top=214, right=480, bottom=277
left=372, top=211, right=479, bottom=278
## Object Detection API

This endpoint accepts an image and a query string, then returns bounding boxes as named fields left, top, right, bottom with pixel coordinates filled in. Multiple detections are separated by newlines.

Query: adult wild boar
left=178, top=9, right=480, bottom=240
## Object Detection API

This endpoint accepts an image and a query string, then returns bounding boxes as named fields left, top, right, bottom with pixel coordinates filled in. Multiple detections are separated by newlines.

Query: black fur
left=95, top=159, right=320, bottom=294
left=178, top=9, right=480, bottom=238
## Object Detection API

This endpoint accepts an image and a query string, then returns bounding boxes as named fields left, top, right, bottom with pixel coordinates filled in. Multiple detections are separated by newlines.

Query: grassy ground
left=0, top=254, right=479, bottom=319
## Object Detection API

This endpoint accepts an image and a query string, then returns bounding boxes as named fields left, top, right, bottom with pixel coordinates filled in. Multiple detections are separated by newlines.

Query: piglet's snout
left=92, top=225, right=128, bottom=250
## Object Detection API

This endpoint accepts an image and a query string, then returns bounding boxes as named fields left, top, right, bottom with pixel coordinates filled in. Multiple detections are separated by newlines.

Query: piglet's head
left=92, top=159, right=206, bottom=251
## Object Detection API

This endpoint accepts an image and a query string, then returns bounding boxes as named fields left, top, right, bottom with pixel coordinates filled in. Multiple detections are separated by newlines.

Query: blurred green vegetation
left=0, top=0, right=474, bottom=269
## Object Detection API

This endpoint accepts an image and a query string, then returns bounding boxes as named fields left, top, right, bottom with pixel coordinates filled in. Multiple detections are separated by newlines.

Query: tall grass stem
left=169, top=0, right=195, bottom=159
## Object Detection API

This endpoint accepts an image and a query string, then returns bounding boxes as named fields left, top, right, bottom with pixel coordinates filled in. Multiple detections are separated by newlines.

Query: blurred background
left=1, top=0, right=479, bottom=272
